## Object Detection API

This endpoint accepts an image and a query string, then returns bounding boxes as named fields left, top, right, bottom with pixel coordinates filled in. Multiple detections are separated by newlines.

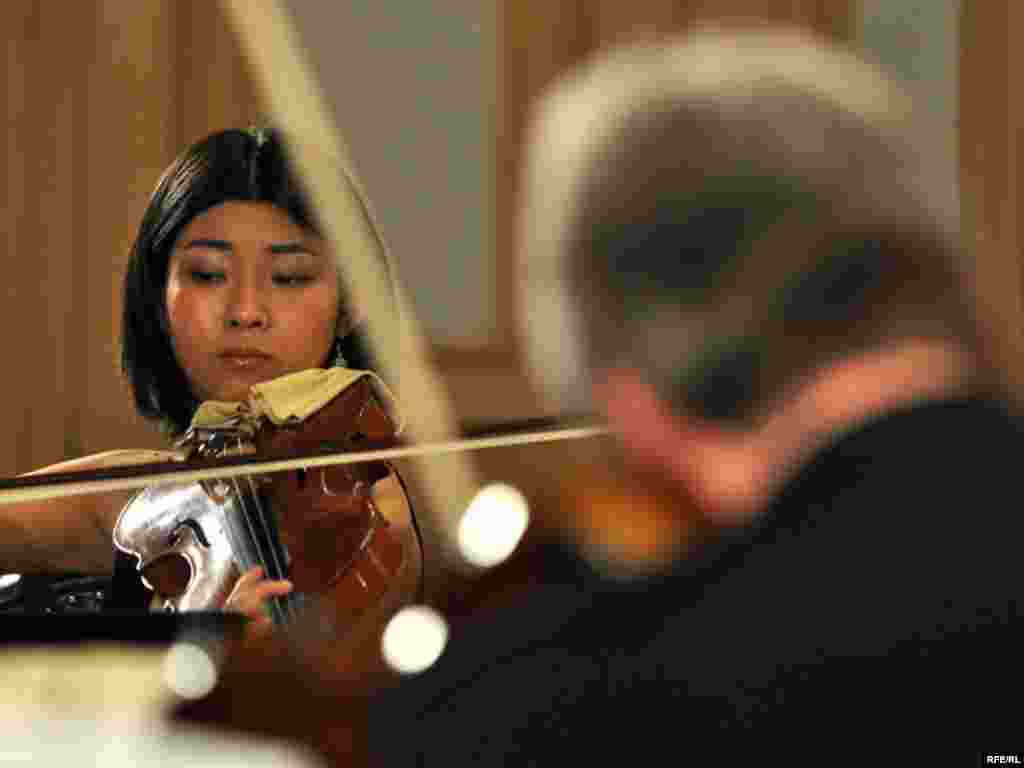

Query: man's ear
left=591, top=367, right=765, bottom=525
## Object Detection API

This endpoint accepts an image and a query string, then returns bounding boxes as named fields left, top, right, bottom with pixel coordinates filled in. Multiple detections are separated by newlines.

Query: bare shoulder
left=1, top=449, right=182, bottom=575
left=22, top=448, right=183, bottom=476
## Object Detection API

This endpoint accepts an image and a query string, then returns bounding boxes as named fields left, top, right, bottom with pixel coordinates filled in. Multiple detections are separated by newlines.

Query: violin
left=0, top=379, right=695, bottom=766
left=112, top=374, right=422, bottom=639
left=162, top=425, right=710, bottom=767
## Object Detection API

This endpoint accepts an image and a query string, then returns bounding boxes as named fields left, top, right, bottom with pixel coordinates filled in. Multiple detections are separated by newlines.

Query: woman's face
left=165, top=201, right=347, bottom=403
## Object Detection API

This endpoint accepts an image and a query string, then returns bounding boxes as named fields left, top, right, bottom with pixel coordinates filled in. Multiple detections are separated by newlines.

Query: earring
left=328, top=337, right=349, bottom=369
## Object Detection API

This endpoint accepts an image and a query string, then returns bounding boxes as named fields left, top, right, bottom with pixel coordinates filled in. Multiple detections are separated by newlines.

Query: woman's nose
left=224, top=278, right=270, bottom=330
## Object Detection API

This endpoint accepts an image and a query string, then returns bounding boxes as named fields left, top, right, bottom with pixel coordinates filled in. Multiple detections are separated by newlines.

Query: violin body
left=114, top=479, right=244, bottom=612
left=113, top=376, right=420, bottom=636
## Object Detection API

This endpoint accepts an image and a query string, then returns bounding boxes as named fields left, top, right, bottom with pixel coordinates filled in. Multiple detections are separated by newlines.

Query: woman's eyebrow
left=268, top=242, right=311, bottom=255
left=177, top=240, right=312, bottom=255
left=180, top=238, right=232, bottom=252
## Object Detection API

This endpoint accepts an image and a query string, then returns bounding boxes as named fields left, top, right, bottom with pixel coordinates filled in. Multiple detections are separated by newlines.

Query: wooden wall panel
left=175, top=1, right=264, bottom=147
left=1, top=1, right=89, bottom=473
left=31, top=1, right=88, bottom=465
left=959, top=1, right=1024, bottom=402
left=77, top=0, right=181, bottom=461
left=2, top=4, right=33, bottom=476
left=0, top=0, right=265, bottom=476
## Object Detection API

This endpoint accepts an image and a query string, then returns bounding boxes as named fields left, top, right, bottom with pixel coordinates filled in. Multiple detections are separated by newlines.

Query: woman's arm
left=0, top=450, right=178, bottom=575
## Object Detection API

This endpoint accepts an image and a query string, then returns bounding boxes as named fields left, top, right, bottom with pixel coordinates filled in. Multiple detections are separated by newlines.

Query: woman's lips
left=218, top=352, right=273, bottom=370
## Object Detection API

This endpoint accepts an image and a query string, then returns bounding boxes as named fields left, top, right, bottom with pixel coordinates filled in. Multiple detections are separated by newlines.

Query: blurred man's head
left=518, top=29, right=988, bottom=521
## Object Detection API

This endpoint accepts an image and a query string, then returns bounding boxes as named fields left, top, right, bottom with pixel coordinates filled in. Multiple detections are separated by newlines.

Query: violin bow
left=0, top=419, right=606, bottom=507
left=206, top=0, right=512, bottom=569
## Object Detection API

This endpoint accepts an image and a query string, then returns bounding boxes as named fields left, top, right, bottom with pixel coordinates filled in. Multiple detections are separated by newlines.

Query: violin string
left=228, top=472, right=272, bottom=623
left=227, top=436, right=289, bottom=626
left=229, top=472, right=282, bottom=626
left=243, top=470, right=297, bottom=624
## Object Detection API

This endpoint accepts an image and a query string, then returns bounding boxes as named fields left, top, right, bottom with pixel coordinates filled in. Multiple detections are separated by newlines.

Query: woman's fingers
left=224, top=565, right=294, bottom=620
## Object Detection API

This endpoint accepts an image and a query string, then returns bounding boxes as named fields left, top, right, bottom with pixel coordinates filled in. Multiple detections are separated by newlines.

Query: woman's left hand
left=224, top=565, right=293, bottom=629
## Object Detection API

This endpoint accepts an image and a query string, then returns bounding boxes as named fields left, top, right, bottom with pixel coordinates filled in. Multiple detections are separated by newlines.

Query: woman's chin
left=201, top=375, right=278, bottom=404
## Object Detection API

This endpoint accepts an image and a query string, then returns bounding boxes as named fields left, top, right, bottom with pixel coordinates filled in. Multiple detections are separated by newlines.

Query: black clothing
left=367, top=398, right=1024, bottom=761
left=109, top=549, right=152, bottom=612
left=0, top=572, right=111, bottom=614
left=0, top=553, right=148, bottom=615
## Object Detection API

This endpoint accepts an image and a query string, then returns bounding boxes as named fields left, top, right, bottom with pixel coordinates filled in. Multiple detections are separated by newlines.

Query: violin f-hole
left=320, top=469, right=359, bottom=497
left=173, top=518, right=211, bottom=548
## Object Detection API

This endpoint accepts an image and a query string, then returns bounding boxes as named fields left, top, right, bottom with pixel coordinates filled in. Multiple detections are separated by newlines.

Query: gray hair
left=517, top=28, right=970, bottom=422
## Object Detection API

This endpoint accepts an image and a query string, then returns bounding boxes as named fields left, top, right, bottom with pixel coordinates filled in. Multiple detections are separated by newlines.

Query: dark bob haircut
left=121, top=127, right=389, bottom=436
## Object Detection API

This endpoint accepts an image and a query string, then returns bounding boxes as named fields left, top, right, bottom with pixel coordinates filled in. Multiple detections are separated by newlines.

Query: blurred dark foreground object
left=0, top=610, right=244, bottom=643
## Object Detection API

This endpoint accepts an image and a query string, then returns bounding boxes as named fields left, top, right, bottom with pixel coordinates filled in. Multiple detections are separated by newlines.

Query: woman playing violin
left=0, top=127, right=420, bottom=625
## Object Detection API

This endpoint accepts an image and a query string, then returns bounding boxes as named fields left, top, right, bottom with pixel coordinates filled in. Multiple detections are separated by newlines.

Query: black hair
left=121, top=127, right=388, bottom=436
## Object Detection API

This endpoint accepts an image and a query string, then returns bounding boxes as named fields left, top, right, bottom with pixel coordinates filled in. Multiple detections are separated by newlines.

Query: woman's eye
left=273, top=274, right=313, bottom=287
left=190, top=270, right=225, bottom=284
